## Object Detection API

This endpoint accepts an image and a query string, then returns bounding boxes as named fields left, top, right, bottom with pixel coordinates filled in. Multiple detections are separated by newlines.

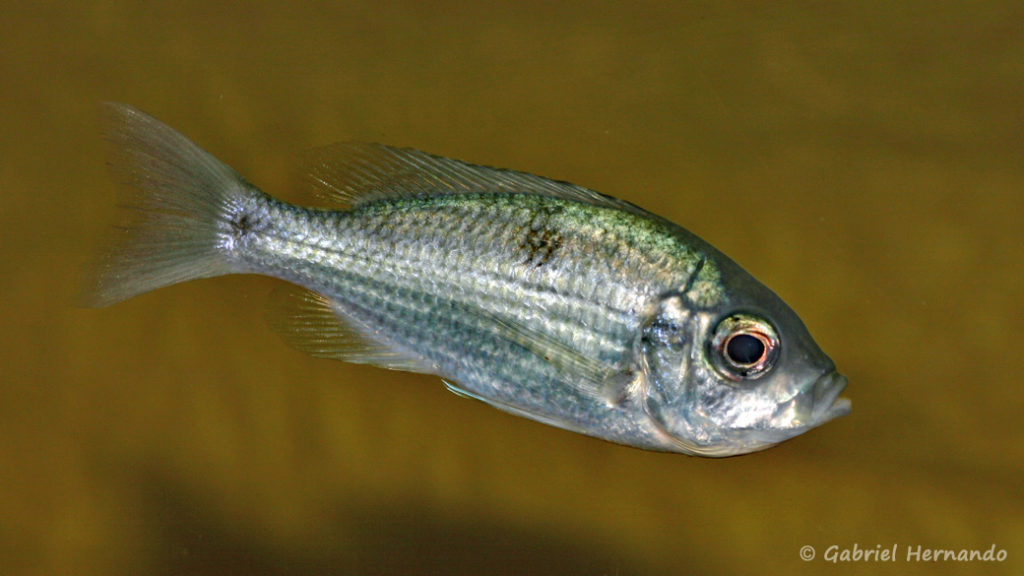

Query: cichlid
left=85, top=103, right=849, bottom=457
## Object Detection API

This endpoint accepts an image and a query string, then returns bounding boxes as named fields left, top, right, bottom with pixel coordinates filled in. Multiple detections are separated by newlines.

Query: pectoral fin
left=442, top=380, right=591, bottom=435
left=265, top=285, right=438, bottom=374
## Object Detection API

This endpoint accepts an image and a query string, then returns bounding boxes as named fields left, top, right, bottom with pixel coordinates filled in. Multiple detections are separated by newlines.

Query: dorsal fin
left=265, top=285, right=438, bottom=374
left=302, top=142, right=640, bottom=212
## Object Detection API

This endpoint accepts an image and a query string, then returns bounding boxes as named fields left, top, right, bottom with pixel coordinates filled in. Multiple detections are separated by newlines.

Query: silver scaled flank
left=86, top=103, right=850, bottom=457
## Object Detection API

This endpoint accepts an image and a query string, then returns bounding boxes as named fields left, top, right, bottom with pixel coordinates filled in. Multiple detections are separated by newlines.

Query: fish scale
left=277, top=198, right=672, bottom=347
left=244, top=196, right=648, bottom=371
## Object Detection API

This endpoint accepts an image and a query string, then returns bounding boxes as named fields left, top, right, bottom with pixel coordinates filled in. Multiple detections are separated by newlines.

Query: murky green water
left=1, top=2, right=1021, bottom=575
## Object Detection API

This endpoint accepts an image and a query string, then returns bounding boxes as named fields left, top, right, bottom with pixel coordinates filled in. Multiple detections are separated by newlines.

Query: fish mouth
left=684, top=371, right=850, bottom=456
left=808, top=371, right=851, bottom=424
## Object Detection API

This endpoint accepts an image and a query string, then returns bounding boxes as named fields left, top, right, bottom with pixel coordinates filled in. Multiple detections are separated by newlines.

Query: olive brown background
left=2, top=2, right=1021, bottom=575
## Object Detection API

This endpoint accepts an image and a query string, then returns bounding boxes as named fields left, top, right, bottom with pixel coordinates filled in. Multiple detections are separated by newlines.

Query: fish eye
left=710, top=314, right=779, bottom=380
left=726, top=333, right=766, bottom=365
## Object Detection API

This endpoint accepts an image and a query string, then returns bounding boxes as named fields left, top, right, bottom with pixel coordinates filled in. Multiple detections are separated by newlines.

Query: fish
left=84, top=103, right=850, bottom=457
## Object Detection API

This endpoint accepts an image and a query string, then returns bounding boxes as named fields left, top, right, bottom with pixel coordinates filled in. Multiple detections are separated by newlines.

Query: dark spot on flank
left=519, top=205, right=564, bottom=268
left=521, top=228, right=563, bottom=268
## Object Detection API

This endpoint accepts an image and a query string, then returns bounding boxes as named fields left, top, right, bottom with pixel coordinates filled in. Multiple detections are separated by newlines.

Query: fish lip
left=810, top=371, right=851, bottom=423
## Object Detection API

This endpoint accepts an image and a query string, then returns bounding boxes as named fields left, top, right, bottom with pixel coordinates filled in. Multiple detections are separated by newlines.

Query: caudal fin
left=82, top=103, right=252, bottom=307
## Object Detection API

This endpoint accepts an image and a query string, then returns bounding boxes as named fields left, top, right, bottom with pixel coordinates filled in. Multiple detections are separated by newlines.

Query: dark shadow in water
left=135, top=468, right=658, bottom=576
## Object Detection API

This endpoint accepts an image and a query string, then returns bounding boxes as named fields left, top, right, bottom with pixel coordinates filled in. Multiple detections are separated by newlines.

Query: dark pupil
left=726, top=333, right=765, bottom=365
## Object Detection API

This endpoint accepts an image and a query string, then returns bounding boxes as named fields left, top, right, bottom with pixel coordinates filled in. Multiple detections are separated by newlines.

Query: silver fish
left=85, top=103, right=850, bottom=457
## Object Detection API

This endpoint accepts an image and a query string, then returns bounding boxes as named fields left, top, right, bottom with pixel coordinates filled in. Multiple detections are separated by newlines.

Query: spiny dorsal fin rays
left=300, top=142, right=647, bottom=214
left=265, top=284, right=439, bottom=374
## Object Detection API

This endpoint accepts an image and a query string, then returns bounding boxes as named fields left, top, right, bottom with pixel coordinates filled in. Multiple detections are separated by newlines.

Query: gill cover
left=636, top=291, right=721, bottom=455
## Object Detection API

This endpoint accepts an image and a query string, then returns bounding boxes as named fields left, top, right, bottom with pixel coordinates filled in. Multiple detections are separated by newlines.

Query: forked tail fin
left=82, top=103, right=254, bottom=307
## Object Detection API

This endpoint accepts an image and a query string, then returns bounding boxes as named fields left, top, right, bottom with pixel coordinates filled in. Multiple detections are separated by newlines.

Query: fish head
left=637, top=259, right=850, bottom=456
